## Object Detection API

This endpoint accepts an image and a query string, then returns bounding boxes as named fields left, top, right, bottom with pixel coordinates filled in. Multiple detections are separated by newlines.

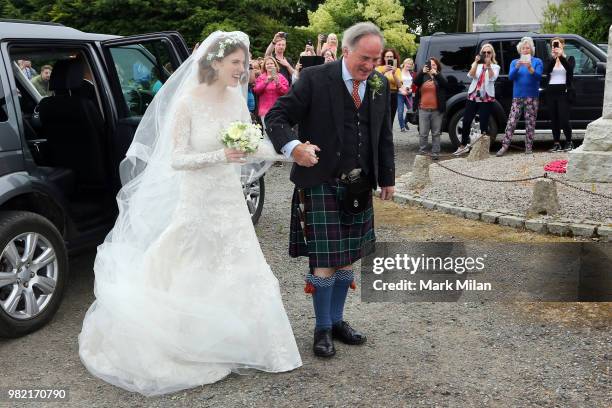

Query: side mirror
left=596, top=61, right=606, bottom=75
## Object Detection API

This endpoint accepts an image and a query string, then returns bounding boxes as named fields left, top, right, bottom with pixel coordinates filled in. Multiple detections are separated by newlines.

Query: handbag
left=406, top=107, right=418, bottom=125
left=340, top=174, right=372, bottom=215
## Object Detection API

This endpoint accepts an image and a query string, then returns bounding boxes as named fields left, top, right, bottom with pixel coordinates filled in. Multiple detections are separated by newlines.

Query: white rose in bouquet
left=220, top=122, right=262, bottom=153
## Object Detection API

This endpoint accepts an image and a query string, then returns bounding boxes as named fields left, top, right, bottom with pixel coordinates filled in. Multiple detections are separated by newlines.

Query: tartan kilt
left=289, top=180, right=375, bottom=268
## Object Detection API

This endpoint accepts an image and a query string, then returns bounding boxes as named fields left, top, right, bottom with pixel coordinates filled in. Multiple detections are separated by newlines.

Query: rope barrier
left=428, top=158, right=612, bottom=200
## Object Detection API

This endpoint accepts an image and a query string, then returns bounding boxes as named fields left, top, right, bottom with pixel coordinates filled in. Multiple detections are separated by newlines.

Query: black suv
left=415, top=31, right=607, bottom=147
left=0, top=20, right=265, bottom=338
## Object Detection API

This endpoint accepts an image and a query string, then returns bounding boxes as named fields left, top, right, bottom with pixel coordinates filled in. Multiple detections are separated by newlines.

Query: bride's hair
left=198, top=36, right=249, bottom=84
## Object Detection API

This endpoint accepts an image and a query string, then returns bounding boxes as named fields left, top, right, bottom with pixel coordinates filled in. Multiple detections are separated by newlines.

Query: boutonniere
left=368, top=75, right=383, bottom=100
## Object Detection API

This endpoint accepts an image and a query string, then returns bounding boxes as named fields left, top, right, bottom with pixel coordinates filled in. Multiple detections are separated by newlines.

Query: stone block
left=406, top=155, right=431, bottom=189
left=525, top=219, right=548, bottom=234
left=498, top=215, right=525, bottom=228
left=481, top=212, right=502, bottom=223
left=463, top=208, right=482, bottom=220
left=467, top=135, right=491, bottom=162
left=570, top=223, right=597, bottom=237
left=547, top=221, right=572, bottom=236
left=528, top=179, right=560, bottom=216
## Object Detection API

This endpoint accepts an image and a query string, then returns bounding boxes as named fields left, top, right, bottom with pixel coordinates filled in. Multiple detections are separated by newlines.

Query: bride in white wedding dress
left=78, top=31, right=302, bottom=396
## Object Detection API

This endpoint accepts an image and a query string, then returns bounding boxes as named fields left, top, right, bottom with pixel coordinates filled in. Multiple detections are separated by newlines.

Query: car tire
left=0, top=211, right=68, bottom=338
left=448, top=108, right=498, bottom=148
left=245, top=176, right=265, bottom=225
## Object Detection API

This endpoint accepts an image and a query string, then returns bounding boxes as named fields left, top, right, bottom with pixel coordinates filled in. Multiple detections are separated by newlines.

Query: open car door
left=100, top=31, right=190, bottom=184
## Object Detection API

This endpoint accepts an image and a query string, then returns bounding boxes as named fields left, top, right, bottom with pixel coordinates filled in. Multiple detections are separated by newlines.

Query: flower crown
left=206, top=37, right=242, bottom=61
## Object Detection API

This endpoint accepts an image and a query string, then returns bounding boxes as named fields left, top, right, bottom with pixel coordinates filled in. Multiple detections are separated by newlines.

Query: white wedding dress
left=78, top=77, right=301, bottom=395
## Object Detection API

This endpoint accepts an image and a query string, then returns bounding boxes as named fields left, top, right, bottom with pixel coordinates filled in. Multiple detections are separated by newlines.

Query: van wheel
left=0, top=211, right=68, bottom=338
left=448, top=109, right=498, bottom=148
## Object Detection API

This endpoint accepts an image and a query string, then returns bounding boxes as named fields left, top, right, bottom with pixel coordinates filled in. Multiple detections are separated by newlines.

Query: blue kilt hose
left=289, top=180, right=375, bottom=268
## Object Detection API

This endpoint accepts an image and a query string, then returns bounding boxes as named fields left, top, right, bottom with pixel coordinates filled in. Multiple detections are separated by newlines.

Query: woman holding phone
left=414, top=57, right=448, bottom=159
left=376, top=48, right=403, bottom=127
left=398, top=58, right=416, bottom=132
left=544, top=37, right=575, bottom=152
left=497, top=36, right=543, bottom=156
left=253, top=57, right=289, bottom=127
left=454, top=43, right=500, bottom=155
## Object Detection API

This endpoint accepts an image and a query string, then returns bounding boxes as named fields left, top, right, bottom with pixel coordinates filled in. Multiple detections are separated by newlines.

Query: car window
left=547, top=40, right=598, bottom=75
left=427, top=39, right=476, bottom=73
left=500, top=40, right=520, bottom=75
left=107, top=39, right=178, bottom=117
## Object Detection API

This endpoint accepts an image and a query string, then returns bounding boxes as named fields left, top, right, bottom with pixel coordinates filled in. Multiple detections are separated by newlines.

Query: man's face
left=342, top=35, right=383, bottom=81
left=274, top=40, right=286, bottom=55
left=41, top=68, right=51, bottom=81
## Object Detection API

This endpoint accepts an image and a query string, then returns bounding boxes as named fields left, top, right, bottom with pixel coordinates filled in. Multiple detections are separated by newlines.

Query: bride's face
left=215, top=49, right=246, bottom=87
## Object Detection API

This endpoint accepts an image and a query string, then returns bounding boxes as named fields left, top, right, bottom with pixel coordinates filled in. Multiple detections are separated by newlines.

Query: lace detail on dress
left=171, top=99, right=227, bottom=170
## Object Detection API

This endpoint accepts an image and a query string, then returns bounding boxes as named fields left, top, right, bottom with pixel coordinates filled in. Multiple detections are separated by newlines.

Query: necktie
left=351, top=79, right=361, bottom=109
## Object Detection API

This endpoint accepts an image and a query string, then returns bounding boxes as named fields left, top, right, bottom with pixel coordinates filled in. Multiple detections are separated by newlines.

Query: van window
left=427, top=39, right=476, bottom=73
left=107, top=39, right=178, bottom=117
left=499, top=40, right=521, bottom=75
left=550, top=40, right=598, bottom=75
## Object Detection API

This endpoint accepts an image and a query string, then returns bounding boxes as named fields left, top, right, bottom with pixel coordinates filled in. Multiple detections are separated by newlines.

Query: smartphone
left=552, top=41, right=560, bottom=49
left=520, top=54, right=531, bottom=63
left=279, top=32, right=287, bottom=39
left=425, top=61, right=431, bottom=70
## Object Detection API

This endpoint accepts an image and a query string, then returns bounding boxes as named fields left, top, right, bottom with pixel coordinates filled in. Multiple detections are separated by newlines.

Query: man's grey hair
left=516, top=36, right=535, bottom=55
left=342, top=22, right=384, bottom=50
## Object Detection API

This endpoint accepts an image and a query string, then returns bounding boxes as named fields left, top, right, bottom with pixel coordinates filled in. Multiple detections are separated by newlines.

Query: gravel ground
left=2, top=128, right=610, bottom=408
left=399, top=148, right=612, bottom=224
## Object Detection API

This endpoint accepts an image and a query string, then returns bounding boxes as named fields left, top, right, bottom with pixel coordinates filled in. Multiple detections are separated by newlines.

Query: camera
left=306, top=39, right=313, bottom=46
left=552, top=41, right=560, bottom=49
left=386, top=59, right=394, bottom=66
left=479, top=53, right=487, bottom=62
left=425, top=61, right=431, bottom=70
left=279, top=32, right=287, bottom=39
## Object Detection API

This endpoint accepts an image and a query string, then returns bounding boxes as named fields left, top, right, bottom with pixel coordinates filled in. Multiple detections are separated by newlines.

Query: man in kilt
left=266, top=22, right=395, bottom=358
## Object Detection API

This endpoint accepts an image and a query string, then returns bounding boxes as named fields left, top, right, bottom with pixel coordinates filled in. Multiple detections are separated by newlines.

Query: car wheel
left=0, top=211, right=68, bottom=338
left=448, top=108, right=498, bottom=148
left=243, top=175, right=265, bottom=225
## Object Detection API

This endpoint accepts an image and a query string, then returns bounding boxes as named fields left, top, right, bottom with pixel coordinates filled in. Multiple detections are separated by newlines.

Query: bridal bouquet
left=220, top=122, right=262, bottom=153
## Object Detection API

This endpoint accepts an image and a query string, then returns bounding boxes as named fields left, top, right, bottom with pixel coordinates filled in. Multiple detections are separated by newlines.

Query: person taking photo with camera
left=265, top=32, right=295, bottom=82
left=376, top=48, right=403, bottom=127
left=454, top=43, right=500, bottom=155
left=254, top=56, right=289, bottom=127
left=414, top=57, right=448, bottom=159
left=544, top=37, right=575, bottom=152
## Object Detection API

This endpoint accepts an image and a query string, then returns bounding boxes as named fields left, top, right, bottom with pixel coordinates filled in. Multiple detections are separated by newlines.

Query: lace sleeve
left=171, top=99, right=226, bottom=170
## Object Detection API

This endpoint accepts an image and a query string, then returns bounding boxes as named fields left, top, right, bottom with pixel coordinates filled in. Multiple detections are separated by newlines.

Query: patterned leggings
left=501, top=97, right=539, bottom=149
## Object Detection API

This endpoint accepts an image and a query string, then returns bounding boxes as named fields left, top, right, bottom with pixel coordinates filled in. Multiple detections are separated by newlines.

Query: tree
left=399, top=0, right=462, bottom=36
left=305, top=0, right=417, bottom=58
left=1, top=0, right=313, bottom=58
left=541, top=0, right=611, bottom=43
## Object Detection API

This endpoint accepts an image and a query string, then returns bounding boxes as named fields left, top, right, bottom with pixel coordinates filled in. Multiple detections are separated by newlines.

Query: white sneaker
left=453, top=145, right=471, bottom=156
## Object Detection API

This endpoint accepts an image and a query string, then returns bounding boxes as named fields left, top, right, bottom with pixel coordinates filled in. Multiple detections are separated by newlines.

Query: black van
left=0, top=20, right=264, bottom=338
left=415, top=31, right=607, bottom=147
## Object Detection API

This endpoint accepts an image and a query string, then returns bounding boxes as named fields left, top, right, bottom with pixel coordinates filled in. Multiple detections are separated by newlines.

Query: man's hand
left=380, top=186, right=395, bottom=200
left=278, top=57, right=291, bottom=68
left=291, top=142, right=320, bottom=167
